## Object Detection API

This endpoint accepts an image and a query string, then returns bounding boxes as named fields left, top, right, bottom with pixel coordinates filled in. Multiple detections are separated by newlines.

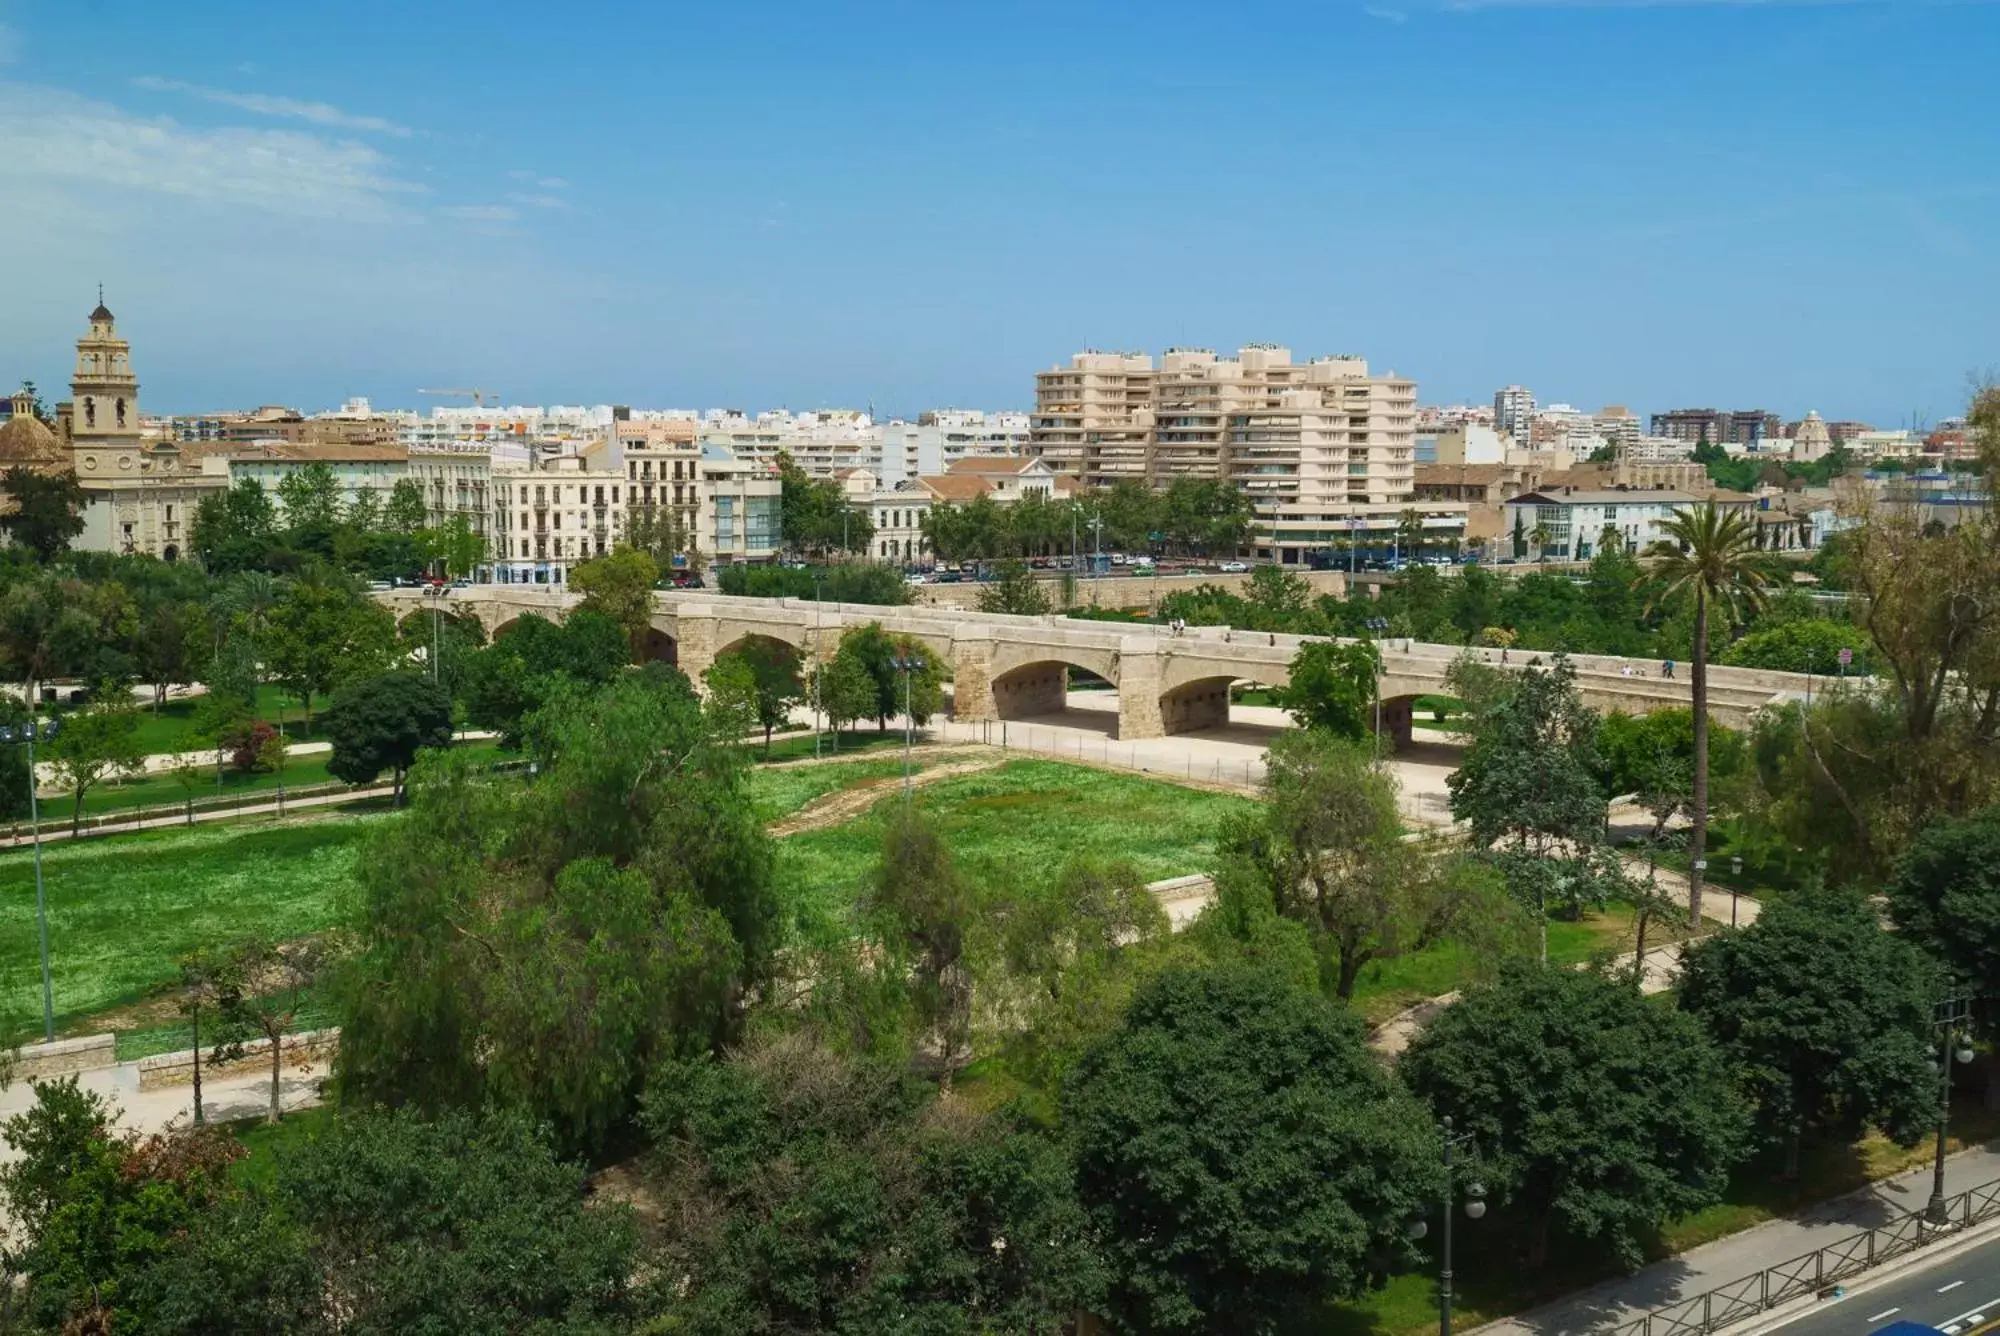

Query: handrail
left=1601, top=1175, right=2000, bottom=1335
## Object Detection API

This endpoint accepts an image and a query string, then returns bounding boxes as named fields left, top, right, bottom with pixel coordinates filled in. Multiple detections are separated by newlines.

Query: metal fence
left=0, top=757, right=530, bottom=849
left=1604, top=1175, right=2000, bottom=1335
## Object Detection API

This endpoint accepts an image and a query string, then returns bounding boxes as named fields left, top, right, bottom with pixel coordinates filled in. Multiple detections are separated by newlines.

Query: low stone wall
left=10, top=1033, right=116, bottom=1080
left=136, top=1027, right=340, bottom=1092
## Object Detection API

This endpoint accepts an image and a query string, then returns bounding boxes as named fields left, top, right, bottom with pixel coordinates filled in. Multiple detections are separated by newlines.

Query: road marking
left=1941, top=1298, right=2000, bottom=1332
left=1944, top=1282, right=1968, bottom=1293
left=1943, top=1325, right=1960, bottom=1333
left=1868, top=1309, right=1901, bottom=1322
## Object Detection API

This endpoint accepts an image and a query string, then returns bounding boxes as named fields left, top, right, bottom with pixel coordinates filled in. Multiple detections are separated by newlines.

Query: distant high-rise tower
left=1492, top=385, right=1535, bottom=445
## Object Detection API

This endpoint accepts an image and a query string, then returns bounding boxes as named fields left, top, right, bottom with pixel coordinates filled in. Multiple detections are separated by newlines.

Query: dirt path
left=767, top=755, right=1007, bottom=837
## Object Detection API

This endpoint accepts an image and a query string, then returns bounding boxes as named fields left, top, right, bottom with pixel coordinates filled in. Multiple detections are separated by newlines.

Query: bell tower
left=69, top=288, right=144, bottom=480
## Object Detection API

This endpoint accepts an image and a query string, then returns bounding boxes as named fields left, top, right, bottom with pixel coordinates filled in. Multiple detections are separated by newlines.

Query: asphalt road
left=1768, top=1234, right=2000, bottom=1336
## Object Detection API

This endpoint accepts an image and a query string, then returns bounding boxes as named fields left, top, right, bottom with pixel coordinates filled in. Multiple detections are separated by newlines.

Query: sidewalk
left=0, top=1052, right=329, bottom=1156
left=1476, top=1142, right=2000, bottom=1336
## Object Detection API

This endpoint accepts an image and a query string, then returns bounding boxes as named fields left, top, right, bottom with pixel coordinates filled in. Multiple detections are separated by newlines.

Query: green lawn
left=1347, top=901, right=1689, bottom=1024
left=15, top=740, right=509, bottom=835
left=745, top=728, right=910, bottom=765
left=0, top=816, right=381, bottom=1043
left=743, top=756, right=927, bottom=824
left=123, top=684, right=332, bottom=757
left=771, top=759, right=1258, bottom=943
left=230, top=1103, right=335, bottom=1190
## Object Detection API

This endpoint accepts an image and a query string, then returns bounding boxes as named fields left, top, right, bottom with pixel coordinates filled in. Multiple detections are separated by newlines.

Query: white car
left=1219, top=561, right=1249, bottom=573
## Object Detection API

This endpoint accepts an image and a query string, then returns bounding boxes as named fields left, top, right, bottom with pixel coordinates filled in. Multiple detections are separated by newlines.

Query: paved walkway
left=1477, top=1143, right=2000, bottom=1336
left=0, top=1055, right=329, bottom=1154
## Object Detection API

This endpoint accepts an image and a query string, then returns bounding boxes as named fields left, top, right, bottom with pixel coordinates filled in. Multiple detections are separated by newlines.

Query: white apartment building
left=838, top=470, right=932, bottom=564
left=396, top=404, right=613, bottom=453
left=195, top=440, right=409, bottom=514
left=1492, top=385, right=1536, bottom=444
left=1595, top=406, right=1643, bottom=449
left=491, top=454, right=629, bottom=585
left=407, top=447, right=491, bottom=544
left=876, top=411, right=1030, bottom=486
left=1501, top=488, right=1757, bottom=561
left=1031, top=344, right=1461, bottom=564
left=584, top=425, right=783, bottom=569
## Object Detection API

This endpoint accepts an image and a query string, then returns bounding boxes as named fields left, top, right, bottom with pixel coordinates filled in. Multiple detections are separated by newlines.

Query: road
left=1766, top=1237, right=2000, bottom=1336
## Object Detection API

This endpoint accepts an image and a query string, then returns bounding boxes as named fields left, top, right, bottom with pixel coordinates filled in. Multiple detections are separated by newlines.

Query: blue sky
left=1, top=0, right=1994, bottom=425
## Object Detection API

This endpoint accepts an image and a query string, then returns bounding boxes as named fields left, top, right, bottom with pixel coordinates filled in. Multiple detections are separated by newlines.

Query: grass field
left=0, top=815, right=380, bottom=1043
left=747, top=729, right=909, bottom=765
left=123, top=684, right=332, bottom=756
left=770, top=758, right=1258, bottom=942
left=742, top=756, right=929, bottom=824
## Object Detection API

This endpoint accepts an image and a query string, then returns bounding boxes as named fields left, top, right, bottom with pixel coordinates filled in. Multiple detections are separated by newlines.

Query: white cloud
left=506, top=191, right=568, bottom=210
left=443, top=203, right=518, bottom=222
left=1365, top=5, right=1411, bottom=18
left=0, top=82, right=424, bottom=221
left=132, top=74, right=411, bottom=137
left=508, top=169, right=570, bottom=190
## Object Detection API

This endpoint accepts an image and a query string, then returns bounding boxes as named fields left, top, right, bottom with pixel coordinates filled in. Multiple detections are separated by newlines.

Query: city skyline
left=1, top=0, right=1995, bottom=423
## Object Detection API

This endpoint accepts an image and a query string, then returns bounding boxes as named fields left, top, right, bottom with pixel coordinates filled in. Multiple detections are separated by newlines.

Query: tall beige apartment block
left=1029, top=351, right=1157, bottom=484
left=1031, top=344, right=1455, bottom=561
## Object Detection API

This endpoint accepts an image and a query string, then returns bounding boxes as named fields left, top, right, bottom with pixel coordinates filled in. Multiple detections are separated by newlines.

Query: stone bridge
left=378, top=586, right=1812, bottom=744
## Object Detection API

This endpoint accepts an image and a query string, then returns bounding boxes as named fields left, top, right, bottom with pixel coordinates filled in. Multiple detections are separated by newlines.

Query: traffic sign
left=1837, top=647, right=1853, bottom=666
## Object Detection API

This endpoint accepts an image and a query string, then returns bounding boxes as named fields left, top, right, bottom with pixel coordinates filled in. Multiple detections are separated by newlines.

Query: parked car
left=1130, top=555, right=1155, bottom=570
left=1219, top=560, right=1249, bottom=573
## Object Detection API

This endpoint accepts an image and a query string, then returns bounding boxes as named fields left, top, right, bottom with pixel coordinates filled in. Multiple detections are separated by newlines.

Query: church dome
left=0, top=411, right=66, bottom=469
left=90, top=302, right=114, bottom=322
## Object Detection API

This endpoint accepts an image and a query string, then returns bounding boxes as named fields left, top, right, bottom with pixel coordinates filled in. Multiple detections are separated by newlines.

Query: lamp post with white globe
left=1407, top=1115, right=1485, bottom=1336
left=1927, top=992, right=1978, bottom=1224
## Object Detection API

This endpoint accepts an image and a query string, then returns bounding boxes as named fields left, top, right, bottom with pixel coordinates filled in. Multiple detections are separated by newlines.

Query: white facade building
left=1501, top=488, right=1757, bottom=561
left=1492, top=385, right=1536, bottom=445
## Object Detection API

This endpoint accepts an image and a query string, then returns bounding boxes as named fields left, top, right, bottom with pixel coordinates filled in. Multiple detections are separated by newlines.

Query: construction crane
left=417, top=387, right=499, bottom=407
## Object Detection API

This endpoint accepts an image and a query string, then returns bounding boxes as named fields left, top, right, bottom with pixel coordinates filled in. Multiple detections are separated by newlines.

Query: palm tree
left=1529, top=522, right=1553, bottom=563
left=1643, top=503, right=1783, bottom=928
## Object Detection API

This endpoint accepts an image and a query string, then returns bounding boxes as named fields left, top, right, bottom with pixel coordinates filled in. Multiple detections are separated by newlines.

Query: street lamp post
left=1, top=716, right=62, bottom=1041
left=891, top=655, right=927, bottom=795
left=1927, top=992, right=1977, bottom=1224
left=1408, top=1115, right=1485, bottom=1336
left=812, top=572, right=827, bottom=759
left=1730, top=855, right=1743, bottom=926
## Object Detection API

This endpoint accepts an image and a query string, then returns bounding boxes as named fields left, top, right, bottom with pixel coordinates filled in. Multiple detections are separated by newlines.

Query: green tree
left=457, top=610, right=628, bottom=747
left=1449, top=561, right=1501, bottom=645
left=189, top=479, right=279, bottom=573
left=0, top=466, right=88, bottom=561
left=1275, top=638, right=1381, bottom=739
left=977, top=557, right=1054, bottom=615
left=569, top=544, right=659, bottom=660
left=269, top=1106, right=640, bottom=1333
left=0, top=573, right=95, bottom=704
left=133, top=596, right=212, bottom=711
left=275, top=461, right=344, bottom=538
left=1065, top=966, right=1442, bottom=1335
left=778, top=456, right=873, bottom=556
left=322, top=671, right=452, bottom=803
left=1644, top=503, right=1784, bottom=927
left=704, top=639, right=804, bottom=753
left=1246, top=730, right=1509, bottom=998
left=1402, top=962, right=1749, bottom=1269
left=1887, top=806, right=2000, bottom=1071
left=46, top=698, right=144, bottom=835
left=383, top=477, right=428, bottom=534
left=211, top=937, right=324, bottom=1125
left=337, top=674, right=774, bottom=1143
left=1679, top=892, right=1937, bottom=1176
left=263, top=577, right=397, bottom=726
left=863, top=806, right=978, bottom=1073
left=1722, top=616, right=1872, bottom=676
left=642, top=1032, right=1100, bottom=1334
left=1446, top=655, right=1609, bottom=952
left=815, top=649, right=877, bottom=747
left=418, top=512, right=486, bottom=578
